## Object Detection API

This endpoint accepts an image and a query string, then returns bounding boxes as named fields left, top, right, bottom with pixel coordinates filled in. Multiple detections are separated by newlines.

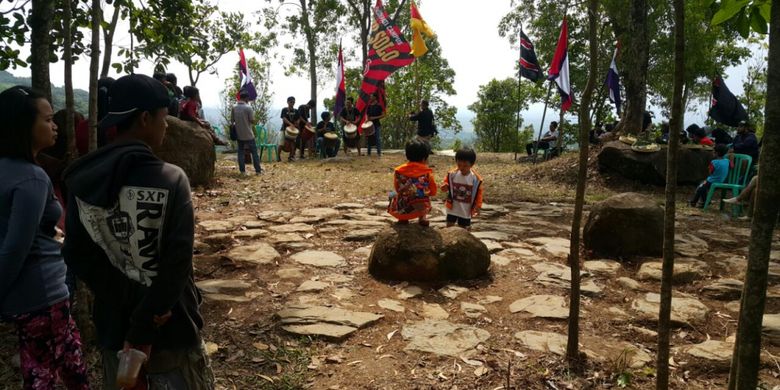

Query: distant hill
left=0, top=71, right=90, bottom=114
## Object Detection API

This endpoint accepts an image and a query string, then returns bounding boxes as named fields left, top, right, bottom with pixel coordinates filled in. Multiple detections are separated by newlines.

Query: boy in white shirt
left=441, top=148, right=484, bottom=229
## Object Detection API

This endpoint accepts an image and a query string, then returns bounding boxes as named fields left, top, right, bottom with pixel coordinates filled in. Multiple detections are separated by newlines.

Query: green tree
left=29, top=0, right=54, bottom=101
left=0, top=0, right=30, bottom=70
left=710, top=1, right=780, bottom=389
left=263, top=0, right=344, bottom=125
left=469, top=78, right=531, bottom=153
left=740, top=45, right=768, bottom=136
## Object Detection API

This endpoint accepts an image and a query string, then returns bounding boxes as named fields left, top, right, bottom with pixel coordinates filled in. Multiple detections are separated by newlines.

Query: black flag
left=519, top=30, right=543, bottom=82
left=708, top=75, right=748, bottom=126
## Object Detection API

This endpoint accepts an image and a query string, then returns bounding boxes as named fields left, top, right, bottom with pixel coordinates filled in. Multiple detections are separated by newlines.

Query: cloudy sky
left=4, top=0, right=763, bottom=132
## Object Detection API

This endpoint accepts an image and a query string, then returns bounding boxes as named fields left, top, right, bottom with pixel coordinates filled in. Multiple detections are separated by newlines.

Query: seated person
left=315, top=111, right=340, bottom=158
left=656, top=121, right=689, bottom=144
left=689, top=144, right=730, bottom=208
left=687, top=124, right=714, bottom=146
left=589, top=121, right=604, bottom=145
left=526, top=121, right=559, bottom=156
left=732, top=120, right=759, bottom=161
left=180, top=86, right=227, bottom=145
left=711, top=127, right=733, bottom=145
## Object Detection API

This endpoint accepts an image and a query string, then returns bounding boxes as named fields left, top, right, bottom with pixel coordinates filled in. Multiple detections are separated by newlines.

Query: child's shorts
left=446, top=214, right=471, bottom=227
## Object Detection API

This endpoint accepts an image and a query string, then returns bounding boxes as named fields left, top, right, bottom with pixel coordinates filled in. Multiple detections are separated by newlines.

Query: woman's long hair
left=0, top=86, right=46, bottom=163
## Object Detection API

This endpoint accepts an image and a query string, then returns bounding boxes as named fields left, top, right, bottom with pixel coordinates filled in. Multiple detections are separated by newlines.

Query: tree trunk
left=656, top=0, right=684, bottom=388
left=100, top=2, right=122, bottom=79
left=300, top=0, right=317, bottom=123
left=729, top=1, right=780, bottom=388
left=63, top=0, right=76, bottom=160
left=618, top=0, right=649, bottom=135
left=30, top=0, right=54, bottom=102
left=566, top=0, right=599, bottom=371
left=88, top=0, right=101, bottom=152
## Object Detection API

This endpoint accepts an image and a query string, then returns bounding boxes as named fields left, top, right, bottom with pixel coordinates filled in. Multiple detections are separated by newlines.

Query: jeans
left=690, top=181, right=713, bottom=206
left=367, top=124, right=382, bottom=156
left=316, top=137, right=341, bottom=158
left=237, top=140, right=261, bottom=173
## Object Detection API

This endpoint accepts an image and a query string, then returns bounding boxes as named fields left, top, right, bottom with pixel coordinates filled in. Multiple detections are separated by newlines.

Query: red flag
left=333, top=42, right=346, bottom=116
left=547, top=18, right=572, bottom=112
left=355, top=0, right=415, bottom=117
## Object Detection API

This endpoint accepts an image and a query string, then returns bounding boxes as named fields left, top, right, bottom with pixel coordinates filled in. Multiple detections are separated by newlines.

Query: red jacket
left=388, top=162, right=437, bottom=220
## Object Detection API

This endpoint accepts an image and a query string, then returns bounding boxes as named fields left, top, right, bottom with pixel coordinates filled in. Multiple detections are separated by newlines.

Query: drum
left=300, top=123, right=316, bottom=143
left=284, top=126, right=299, bottom=141
left=361, top=121, right=375, bottom=137
left=344, top=124, right=358, bottom=139
left=324, top=132, right=339, bottom=148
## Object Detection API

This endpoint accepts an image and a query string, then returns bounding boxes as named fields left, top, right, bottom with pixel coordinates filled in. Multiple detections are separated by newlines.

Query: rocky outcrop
left=584, top=192, right=664, bottom=259
left=368, top=225, right=490, bottom=281
left=153, top=116, right=216, bottom=187
left=597, top=141, right=711, bottom=185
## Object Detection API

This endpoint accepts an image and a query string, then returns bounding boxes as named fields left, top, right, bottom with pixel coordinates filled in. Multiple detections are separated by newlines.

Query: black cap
left=100, top=74, right=170, bottom=129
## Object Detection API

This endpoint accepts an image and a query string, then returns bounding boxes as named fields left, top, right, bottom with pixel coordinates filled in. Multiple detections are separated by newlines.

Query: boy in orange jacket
left=441, top=148, right=483, bottom=229
left=388, top=140, right=437, bottom=226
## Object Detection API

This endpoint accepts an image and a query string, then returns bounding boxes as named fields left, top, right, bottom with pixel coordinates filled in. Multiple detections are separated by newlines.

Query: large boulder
left=368, top=225, right=490, bottom=281
left=153, top=116, right=216, bottom=187
left=597, top=141, right=711, bottom=185
left=584, top=192, right=663, bottom=259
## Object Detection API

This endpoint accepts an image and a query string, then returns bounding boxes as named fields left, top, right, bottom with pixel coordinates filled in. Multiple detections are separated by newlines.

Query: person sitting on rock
left=179, top=85, right=227, bottom=146
left=689, top=144, right=730, bottom=208
left=441, top=148, right=483, bottom=230
left=388, top=140, right=437, bottom=226
left=687, top=124, right=714, bottom=146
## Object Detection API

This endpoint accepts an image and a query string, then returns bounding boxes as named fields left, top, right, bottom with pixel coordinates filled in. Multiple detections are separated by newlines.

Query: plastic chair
left=255, top=124, right=278, bottom=162
left=703, top=153, right=753, bottom=216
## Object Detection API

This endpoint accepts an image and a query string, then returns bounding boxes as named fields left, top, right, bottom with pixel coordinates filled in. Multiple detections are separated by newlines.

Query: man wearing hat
left=732, top=120, right=759, bottom=162
left=62, top=74, right=214, bottom=389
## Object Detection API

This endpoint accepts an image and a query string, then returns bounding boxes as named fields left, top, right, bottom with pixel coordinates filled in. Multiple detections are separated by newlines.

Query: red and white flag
left=547, top=18, right=572, bottom=112
left=333, top=42, right=346, bottom=116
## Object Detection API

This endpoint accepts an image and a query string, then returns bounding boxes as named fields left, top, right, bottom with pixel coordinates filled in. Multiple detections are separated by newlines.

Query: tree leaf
left=711, top=0, right=750, bottom=25
left=750, top=6, right=769, bottom=34
left=736, top=8, right=751, bottom=38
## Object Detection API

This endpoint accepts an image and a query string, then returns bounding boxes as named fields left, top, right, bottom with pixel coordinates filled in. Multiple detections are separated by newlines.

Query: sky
left=4, top=0, right=764, bottom=135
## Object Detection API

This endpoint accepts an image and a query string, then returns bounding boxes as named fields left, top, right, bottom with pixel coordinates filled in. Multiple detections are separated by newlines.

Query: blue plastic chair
left=254, top=124, right=278, bottom=162
left=703, top=153, right=753, bottom=216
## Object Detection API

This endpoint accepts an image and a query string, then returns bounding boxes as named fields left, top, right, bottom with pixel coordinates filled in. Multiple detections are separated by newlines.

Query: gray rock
left=675, top=233, right=709, bottom=257
left=268, top=223, right=315, bottom=233
left=198, top=220, right=235, bottom=233
left=514, top=331, right=651, bottom=368
left=276, top=268, right=304, bottom=279
left=679, top=340, right=733, bottom=366
left=631, top=292, right=709, bottom=325
left=597, top=140, right=711, bottom=185
left=439, top=285, right=469, bottom=299
left=226, top=242, right=280, bottom=265
left=232, top=229, right=268, bottom=240
left=155, top=117, right=215, bottom=186
left=203, top=293, right=253, bottom=303
left=202, top=233, right=233, bottom=247
left=514, top=206, right=565, bottom=218
left=378, top=299, right=405, bottom=313
left=368, top=225, right=490, bottom=281
left=617, top=277, right=642, bottom=290
left=292, top=251, right=346, bottom=267
left=353, top=246, right=373, bottom=257
left=763, top=314, right=780, bottom=346
left=325, top=219, right=387, bottom=228
left=514, top=330, right=567, bottom=355
left=477, top=296, right=503, bottom=305
left=398, top=285, right=423, bottom=300
left=528, top=237, right=570, bottom=258
left=460, top=302, right=487, bottom=318
left=583, top=193, right=663, bottom=258
left=334, top=203, right=365, bottom=210
left=196, top=279, right=252, bottom=294
left=702, top=279, right=743, bottom=300
left=268, top=233, right=306, bottom=243
left=509, top=295, right=568, bottom=319
left=299, top=207, right=340, bottom=221
left=421, top=303, right=450, bottom=319
left=636, top=258, right=709, bottom=283
left=402, top=320, right=490, bottom=357
left=583, top=260, right=622, bottom=276
left=532, top=262, right=603, bottom=296
left=496, top=248, right=541, bottom=262
left=491, top=254, right=513, bottom=266
left=296, top=280, right=330, bottom=292
left=277, top=304, right=383, bottom=340
left=256, top=211, right=292, bottom=223
left=344, top=229, right=380, bottom=242
left=472, top=231, right=512, bottom=242
left=481, top=240, right=504, bottom=253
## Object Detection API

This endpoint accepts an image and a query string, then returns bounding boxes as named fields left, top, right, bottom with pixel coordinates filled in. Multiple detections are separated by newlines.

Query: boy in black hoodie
left=62, top=74, right=214, bottom=389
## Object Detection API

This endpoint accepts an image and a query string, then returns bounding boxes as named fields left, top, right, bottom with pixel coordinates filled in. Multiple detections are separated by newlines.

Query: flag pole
left=514, top=26, right=523, bottom=162
left=532, top=81, right=554, bottom=164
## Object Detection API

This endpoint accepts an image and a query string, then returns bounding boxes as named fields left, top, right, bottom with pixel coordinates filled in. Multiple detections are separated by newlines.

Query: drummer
left=366, top=93, right=385, bottom=157
left=316, top=111, right=339, bottom=158
left=339, top=97, right=362, bottom=156
left=278, top=96, right=300, bottom=162
left=297, top=99, right=316, bottom=159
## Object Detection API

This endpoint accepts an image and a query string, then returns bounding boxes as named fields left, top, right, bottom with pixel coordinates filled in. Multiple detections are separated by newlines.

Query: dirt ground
left=2, top=150, right=779, bottom=390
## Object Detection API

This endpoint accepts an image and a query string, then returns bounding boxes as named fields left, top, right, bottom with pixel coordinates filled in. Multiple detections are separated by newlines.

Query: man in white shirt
left=526, top=121, right=559, bottom=156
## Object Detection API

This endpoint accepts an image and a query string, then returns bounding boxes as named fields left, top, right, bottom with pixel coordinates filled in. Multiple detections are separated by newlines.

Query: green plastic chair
left=703, top=153, right=753, bottom=216
left=255, top=124, right=278, bottom=162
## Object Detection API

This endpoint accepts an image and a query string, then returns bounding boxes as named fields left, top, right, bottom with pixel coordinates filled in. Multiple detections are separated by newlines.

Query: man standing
left=409, top=99, right=437, bottom=142
left=232, top=91, right=262, bottom=175
left=526, top=121, right=559, bottom=156
left=366, top=94, right=385, bottom=157
left=62, top=74, right=214, bottom=389
left=279, top=96, right=300, bottom=162
left=297, top=99, right=316, bottom=159
left=339, top=97, right=362, bottom=156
